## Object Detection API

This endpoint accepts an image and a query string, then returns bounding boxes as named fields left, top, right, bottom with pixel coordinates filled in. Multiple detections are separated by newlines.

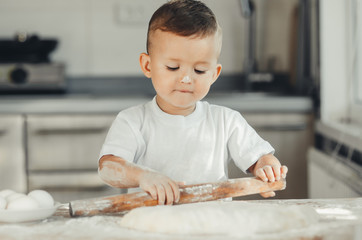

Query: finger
left=256, top=168, right=268, bottom=182
left=264, top=166, right=275, bottom=182
left=146, top=185, right=158, bottom=200
left=163, top=183, right=174, bottom=205
left=272, top=165, right=281, bottom=181
left=170, top=181, right=180, bottom=203
left=155, top=184, right=166, bottom=205
left=281, top=165, right=288, bottom=178
left=260, top=191, right=276, bottom=198
left=177, top=181, right=186, bottom=186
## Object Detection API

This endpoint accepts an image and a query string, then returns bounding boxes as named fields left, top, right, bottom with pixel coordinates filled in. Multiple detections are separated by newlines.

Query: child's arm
left=98, top=154, right=180, bottom=205
left=247, top=153, right=288, bottom=198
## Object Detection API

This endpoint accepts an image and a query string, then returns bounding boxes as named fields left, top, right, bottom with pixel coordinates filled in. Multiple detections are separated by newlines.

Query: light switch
left=115, top=0, right=151, bottom=25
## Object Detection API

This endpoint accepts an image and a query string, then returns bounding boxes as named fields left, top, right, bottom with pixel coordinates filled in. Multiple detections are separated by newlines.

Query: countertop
left=0, top=198, right=361, bottom=240
left=0, top=93, right=313, bottom=114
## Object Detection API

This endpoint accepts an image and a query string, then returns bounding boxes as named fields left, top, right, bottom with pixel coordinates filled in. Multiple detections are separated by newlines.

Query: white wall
left=0, top=0, right=296, bottom=77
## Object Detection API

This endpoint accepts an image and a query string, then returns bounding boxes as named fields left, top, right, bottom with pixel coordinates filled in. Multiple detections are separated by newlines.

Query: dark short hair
left=146, top=0, right=220, bottom=53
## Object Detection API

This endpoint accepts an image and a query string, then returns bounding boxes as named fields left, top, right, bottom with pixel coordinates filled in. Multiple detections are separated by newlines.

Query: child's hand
left=255, top=164, right=288, bottom=198
left=139, top=171, right=180, bottom=205
left=255, top=164, right=288, bottom=182
left=248, top=154, right=288, bottom=198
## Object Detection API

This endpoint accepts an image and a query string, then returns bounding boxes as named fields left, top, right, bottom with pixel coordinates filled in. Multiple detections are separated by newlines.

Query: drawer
left=26, top=114, right=116, bottom=170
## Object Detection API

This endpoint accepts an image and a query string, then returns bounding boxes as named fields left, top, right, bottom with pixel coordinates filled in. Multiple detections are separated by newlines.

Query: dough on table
left=120, top=201, right=319, bottom=236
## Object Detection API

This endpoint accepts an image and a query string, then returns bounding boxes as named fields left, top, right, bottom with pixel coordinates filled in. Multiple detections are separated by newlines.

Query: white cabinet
left=26, top=114, right=121, bottom=202
left=308, top=148, right=361, bottom=198
left=0, top=115, right=27, bottom=192
left=229, top=112, right=314, bottom=199
left=26, top=114, right=116, bottom=170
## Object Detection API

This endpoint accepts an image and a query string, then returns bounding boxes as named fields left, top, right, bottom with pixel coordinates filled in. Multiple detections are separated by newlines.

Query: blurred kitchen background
left=0, top=0, right=361, bottom=203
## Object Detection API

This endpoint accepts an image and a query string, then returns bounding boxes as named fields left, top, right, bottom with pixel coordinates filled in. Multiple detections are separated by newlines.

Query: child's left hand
left=248, top=154, right=288, bottom=198
left=255, top=164, right=288, bottom=198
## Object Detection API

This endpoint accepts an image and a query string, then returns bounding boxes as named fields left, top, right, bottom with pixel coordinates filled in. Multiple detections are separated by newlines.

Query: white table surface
left=0, top=198, right=361, bottom=240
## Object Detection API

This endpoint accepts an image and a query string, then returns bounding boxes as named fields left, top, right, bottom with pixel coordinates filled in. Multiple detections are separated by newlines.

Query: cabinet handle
left=35, top=127, right=108, bottom=135
left=28, top=171, right=113, bottom=190
left=255, top=123, right=307, bottom=131
left=38, top=185, right=111, bottom=192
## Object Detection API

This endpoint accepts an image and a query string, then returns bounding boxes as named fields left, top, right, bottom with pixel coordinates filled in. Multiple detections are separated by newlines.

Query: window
left=350, top=0, right=362, bottom=122
left=320, top=0, right=362, bottom=126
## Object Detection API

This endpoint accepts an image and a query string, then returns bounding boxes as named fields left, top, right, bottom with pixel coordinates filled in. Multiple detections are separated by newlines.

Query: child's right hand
left=139, top=171, right=180, bottom=205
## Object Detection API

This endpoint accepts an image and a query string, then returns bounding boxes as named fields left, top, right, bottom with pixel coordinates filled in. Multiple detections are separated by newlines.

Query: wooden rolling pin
left=69, top=177, right=286, bottom=217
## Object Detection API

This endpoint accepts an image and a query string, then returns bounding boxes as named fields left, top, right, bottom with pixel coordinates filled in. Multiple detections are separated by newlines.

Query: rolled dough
left=120, top=201, right=319, bottom=237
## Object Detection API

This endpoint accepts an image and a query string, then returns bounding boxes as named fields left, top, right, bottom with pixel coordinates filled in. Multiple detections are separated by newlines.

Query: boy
left=98, top=0, right=288, bottom=205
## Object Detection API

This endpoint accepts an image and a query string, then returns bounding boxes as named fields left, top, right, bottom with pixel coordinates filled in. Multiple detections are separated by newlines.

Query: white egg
left=5, top=193, right=26, bottom=202
left=0, top=196, right=6, bottom=210
left=0, top=189, right=15, bottom=198
left=7, top=195, right=39, bottom=210
left=28, top=190, right=54, bottom=208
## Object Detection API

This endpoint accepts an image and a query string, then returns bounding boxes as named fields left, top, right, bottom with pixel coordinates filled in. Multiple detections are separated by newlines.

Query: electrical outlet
left=115, top=0, right=150, bottom=25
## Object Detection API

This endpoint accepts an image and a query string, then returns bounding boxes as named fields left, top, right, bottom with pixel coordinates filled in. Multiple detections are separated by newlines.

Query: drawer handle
left=38, top=185, right=111, bottom=192
left=35, top=127, right=107, bottom=135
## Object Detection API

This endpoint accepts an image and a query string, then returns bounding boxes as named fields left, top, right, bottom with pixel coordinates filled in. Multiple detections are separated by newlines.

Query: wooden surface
left=69, top=177, right=286, bottom=217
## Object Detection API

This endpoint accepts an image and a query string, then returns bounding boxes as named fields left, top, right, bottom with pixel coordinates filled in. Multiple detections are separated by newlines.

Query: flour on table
left=120, top=201, right=319, bottom=237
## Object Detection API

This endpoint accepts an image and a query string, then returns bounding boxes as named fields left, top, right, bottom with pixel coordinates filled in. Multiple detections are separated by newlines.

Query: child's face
left=140, top=30, right=222, bottom=116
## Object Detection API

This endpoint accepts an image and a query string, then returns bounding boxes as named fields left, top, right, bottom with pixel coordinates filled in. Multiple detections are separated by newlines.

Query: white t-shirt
left=99, top=97, right=274, bottom=184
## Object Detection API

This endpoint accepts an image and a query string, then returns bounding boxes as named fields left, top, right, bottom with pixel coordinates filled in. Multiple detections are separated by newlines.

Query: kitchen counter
left=0, top=93, right=313, bottom=114
left=0, top=198, right=361, bottom=240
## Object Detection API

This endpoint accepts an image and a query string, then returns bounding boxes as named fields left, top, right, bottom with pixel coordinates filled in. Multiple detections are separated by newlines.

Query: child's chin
left=172, top=100, right=196, bottom=109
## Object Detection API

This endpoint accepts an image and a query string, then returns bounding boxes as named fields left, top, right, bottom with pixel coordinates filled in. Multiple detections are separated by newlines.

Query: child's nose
left=180, top=75, right=192, bottom=84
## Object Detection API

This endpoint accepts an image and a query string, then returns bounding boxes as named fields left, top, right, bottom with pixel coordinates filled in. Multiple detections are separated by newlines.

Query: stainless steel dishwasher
left=26, top=114, right=121, bottom=203
left=228, top=112, right=314, bottom=199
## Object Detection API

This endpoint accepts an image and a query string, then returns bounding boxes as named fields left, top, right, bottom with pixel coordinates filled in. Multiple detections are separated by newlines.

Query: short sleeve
left=99, top=112, right=142, bottom=163
left=227, top=112, right=275, bottom=173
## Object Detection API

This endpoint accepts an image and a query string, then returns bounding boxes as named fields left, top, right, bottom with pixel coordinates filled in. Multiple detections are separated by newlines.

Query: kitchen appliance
left=308, top=121, right=362, bottom=198
left=238, top=0, right=317, bottom=96
left=0, top=63, right=65, bottom=92
left=0, top=33, right=66, bottom=93
left=239, top=0, right=291, bottom=94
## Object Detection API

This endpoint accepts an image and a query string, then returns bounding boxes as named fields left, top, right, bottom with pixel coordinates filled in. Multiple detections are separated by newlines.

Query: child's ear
left=211, top=64, right=222, bottom=84
left=139, top=53, right=151, bottom=78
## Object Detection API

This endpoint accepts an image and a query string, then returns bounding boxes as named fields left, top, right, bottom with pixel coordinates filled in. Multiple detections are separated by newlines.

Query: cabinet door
left=308, top=148, right=361, bottom=198
left=0, top=115, right=26, bottom=192
left=26, top=114, right=116, bottom=170
left=228, top=113, right=314, bottom=199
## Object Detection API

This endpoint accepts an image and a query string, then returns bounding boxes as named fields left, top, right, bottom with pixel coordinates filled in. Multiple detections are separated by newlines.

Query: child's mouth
left=176, top=89, right=193, bottom=93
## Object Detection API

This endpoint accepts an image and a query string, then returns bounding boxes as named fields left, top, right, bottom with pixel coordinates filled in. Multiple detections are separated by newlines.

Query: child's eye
left=194, top=69, right=206, bottom=74
left=166, top=66, right=179, bottom=71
